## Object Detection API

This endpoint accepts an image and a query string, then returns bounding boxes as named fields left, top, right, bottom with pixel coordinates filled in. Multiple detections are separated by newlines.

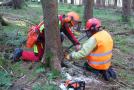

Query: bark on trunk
left=101, top=0, right=105, bottom=8
left=96, top=0, right=101, bottom=8
left=41, top=0, right=62, bottom=71
left=114, top=0, right=117, bottom=8
left=71, top=0, right=74, bottom=4
left=59, top=0, right=63, bottom=3
left=82, top=0, right=86, bottom=5
left=12, top=0, right=23, bottom=9
left=83, top=0, right=94, bottom=23
left=64, top=0, right=67, bottom=3
left=132, top=0, right=134, bottom=11
left=122, top=0, right=131, bottom=22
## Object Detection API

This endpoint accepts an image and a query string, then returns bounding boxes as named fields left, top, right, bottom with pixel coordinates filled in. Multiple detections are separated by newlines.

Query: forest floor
left=0, top=2, right=134, bottom=90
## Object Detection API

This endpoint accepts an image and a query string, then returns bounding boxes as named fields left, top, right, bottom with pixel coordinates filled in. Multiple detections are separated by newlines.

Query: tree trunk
left=132, top=0, right=134, bottom=11
left=79, top=0, right=83, bottom=5
left=122, top=0, right=131, bottom=22
left=59, top=0, right=63, bottom=3
left=12, top=0, right=24, bottom=9
left=0, top=14, right=2, bottom=29
left=96, top=0, right=101, bottom=8
left=41, top=0, right=62, bottom=71
left=83, top=0, right=94, bottom=24
left=107, top=0, right=111, bottom=7
left=114, top=0, right=117, bottom=8
left=82, top=0, right=85, bottom=5
left=71, top=0, right=74, bottom=4
left=64, top=0, right=67, bottom=3
left=101, top=0, right=105, bottom=8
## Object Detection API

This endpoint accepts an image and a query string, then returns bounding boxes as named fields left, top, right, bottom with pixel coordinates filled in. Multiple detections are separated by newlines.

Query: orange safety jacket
left=86, top=30, right=113, bottom=70
left=33, top=20, right=62, bottom=54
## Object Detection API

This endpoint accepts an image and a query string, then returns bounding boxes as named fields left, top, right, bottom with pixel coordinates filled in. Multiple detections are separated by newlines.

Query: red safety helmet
left=85, top=18, right=101, bottom=30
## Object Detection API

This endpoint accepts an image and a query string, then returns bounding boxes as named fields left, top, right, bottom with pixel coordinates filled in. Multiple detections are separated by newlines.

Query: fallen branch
left=0, top=65, right=9, bottom=74
left=112, top=79, right=134, bottom=89
left=85, top=84, right=120, bottom=90
left=61, top=61, right=85, bottom=74
left=61, top=61, right=95, bottom=77
left=0, top=13, right=35, bottom=26
left=0, top=0, right=13, bottom=7
left=111, top=31, right=134, bottom=36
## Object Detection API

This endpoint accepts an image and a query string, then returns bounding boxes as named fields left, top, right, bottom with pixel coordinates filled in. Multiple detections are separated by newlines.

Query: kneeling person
left=65, top=18, right=116, bottom=81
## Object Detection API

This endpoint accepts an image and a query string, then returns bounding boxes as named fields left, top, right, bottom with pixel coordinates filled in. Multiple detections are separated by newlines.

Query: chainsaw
left=60, top=80, right=85, bottom=90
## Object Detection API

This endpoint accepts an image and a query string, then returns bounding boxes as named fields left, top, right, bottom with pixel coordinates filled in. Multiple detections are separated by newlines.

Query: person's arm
left=70, top=36, right=97, bottom=59
left=63, top=23, right=80, bottom=45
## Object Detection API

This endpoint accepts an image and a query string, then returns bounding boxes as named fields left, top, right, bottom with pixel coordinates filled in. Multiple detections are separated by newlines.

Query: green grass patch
left=0, top=71, right=12, bottom=90
left=35, top=64, right=45, bottom=74
left=11, top=61, right=28, bottom=77
left=47, top=69, right=61, bottom=80
left=32, top=82, right=59, bottom=90
left=118, top=69, right=134, bottom=85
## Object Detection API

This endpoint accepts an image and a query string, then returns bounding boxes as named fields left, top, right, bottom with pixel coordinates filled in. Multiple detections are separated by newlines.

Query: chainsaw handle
left=65, top=34, right=87, bottom=52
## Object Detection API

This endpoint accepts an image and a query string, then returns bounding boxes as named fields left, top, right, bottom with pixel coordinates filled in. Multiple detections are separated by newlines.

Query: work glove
left=74, top=44, right=81, bottom=51
left=64, top=54, right=71, bottom=60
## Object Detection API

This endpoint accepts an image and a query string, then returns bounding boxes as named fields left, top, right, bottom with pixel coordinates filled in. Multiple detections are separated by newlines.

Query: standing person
left=65, top=18, right=116, bottom=81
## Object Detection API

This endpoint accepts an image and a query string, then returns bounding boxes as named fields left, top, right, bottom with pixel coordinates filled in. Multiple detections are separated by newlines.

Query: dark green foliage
left=122, top=15, right=130, bottom=23
left=47, top=69, right=61, bottom=80
left=35, top=65, right=45, bottom=74
left=32, top=83, right=43, bottom=90
left=45, top=51, right=53, bottom=67
left=43, top=83, right=59, bottom=90
left=0, top=57, right=6, bottom=66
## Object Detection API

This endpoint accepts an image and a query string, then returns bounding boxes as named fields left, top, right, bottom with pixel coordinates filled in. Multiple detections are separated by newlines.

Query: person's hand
left=75, top=44, right=81, bottom=51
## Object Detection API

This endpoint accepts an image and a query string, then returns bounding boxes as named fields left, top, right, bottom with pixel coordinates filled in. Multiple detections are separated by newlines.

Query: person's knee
left=13, top=48, right=23, bottom=61
left=84, top=62, right=100, bottom=75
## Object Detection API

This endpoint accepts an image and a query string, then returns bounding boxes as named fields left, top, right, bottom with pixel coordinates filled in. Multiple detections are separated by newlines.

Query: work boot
left=60, top=32, right=65, bottom=43
left=108, top=67, right=117, bottom=79
left=13, top=48, right=23, bottom=62
left=101, top=70, right=111, bottom=81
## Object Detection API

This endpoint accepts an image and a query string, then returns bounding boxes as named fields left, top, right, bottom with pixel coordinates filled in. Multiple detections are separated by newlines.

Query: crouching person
left=13, top=21, right=45, bottom=62
left=65, top=18, right=116, bottom=81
